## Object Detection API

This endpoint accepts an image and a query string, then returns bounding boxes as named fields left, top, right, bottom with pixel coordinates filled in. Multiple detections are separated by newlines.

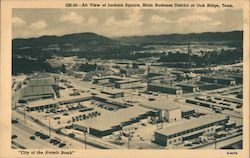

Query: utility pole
left=128, top=128, right=131, bottom=149
left=48, top=117, right=51, bottom=137
left=23, top=110, right=26, bottom=124
left=188, top=42, right=192, bottom=68
left=214, top=138, right=217, bottom=149
left=84, top=132, right=87, bottom=149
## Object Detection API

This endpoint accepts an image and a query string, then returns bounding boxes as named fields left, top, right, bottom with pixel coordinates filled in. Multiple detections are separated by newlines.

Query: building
left=154, top=115, right=229, bottom=146
left=181, top=108, right=195, bottom=118
left=177, top=83, right=199, bottom=93
left=92, top=76, right=123, bottom=85
left=200, top=76, right=217, bottom=84
left=19, top=86, right=55, bottom=102
left=140, top=101, right=182, bottom=122
left=101, top=89, right=124, bottom=98
left=73, top=106, right=154, bottom=137
left=201, top=76, right=236, bottom=86
left=229, top=74, right=243, bottom=84
left=216, top=77, right=236, bottom=86
left=26, top=95, right=92, bottom=112
left=26, top=78, right=55, bottom=87
left=115, top=79, right=143, bottom=89
left=147, top=83, right=183, bottom=95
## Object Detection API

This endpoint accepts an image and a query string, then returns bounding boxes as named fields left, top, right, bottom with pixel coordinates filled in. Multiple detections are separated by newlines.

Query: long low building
left=154, top=115, right=229, bottom=146
left=19, top=86, right=55, bottom=102
left=26, top=94, right=92, bottom=111
left=147, top=83, right=183, bottom=95
left=201, top=76, right=236, bottom=86
left=73, top=106, right=155, bottom=137
left=26, top=78, right=55, bottom=87
left=115, top=79, right=143, bottom=89
left=92, top=76, right=123, bottom=84
left=177, top=83, right=199, bottom=92
left=101, top=89, right=124, bottom=98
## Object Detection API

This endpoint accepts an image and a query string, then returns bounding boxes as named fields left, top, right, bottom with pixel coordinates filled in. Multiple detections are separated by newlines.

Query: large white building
left=140, top=101, right=182, bottom=122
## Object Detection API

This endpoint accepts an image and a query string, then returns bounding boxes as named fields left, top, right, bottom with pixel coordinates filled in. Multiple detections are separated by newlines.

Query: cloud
left=150, top=15, right=172, bottom=24
left=30, top=20, right=47, bottom=30
left=12, top=17, right=26, bottom=26
left=105, top=9, right=143, bottom=27
left=87, top=17, right=98, bottom=25
left=177, top=15, right=212, bottom=23
left=209, top=21, right=222, bottom=26
left=194, top=9, right=219, bottom=14
left=60, top=12, right=84, bottom=24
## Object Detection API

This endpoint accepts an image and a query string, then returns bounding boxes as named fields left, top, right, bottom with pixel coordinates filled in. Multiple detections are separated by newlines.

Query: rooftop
left=101, top=88, right=124, bottom=95
left=27, top=78, right=55, bottom=87
left=74, top=106, right=153, bottom=131
left=139, top=100, right=181, bottom=111
left=92, top=76, right=123, bottom=80
left=177, top=83, right=199, bottom=88
left=148, top=83, right=182, bottom=90
left=22, top=86, right=54, bottom=97
left=26, top=93, right=92, bottom=108
left=156, top=114, right=228, bottom=136
left=115, top=79, right=142, bottom=84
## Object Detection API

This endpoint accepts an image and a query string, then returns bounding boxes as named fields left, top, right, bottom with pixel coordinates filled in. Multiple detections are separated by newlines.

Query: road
left=12, top=110, right=98, bottom=149
left=12, top=124, right=58, bottom=149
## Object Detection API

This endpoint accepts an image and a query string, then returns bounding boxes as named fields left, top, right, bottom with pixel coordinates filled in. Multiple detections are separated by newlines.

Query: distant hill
left=13, top=32, right=115, bottom=48
left=12, top=31, right=243, bottom=59
left=115, top=31, right=243, bottom=45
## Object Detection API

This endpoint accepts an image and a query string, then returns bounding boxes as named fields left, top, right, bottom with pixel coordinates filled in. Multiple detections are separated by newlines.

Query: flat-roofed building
left=115, top=79, right=143, bottom=89
left=101, top=89, right=124, bottom=98
left=147, top=83, right=183, bottom=95
left=229, top=74, right=243, bottom=84
left=19, top=86, right=55, bottom=102
left=73, top=106, right=154, bottom=137
left=26, top=94, right=92, bottom=111
left=181, top=108, right=195, bottom=118
left=140, top=101, right=181, bottom=122
left=154, top=115, right=229, bottom=146
left=216, top=77, right=236, bottom=86
left=200, top=76, right=217, bottom=84
left=92, top=76, right=123, bottom=85
left=26, top=78, right=55, bottom=87
left=177, top=83, right=199, bottom=92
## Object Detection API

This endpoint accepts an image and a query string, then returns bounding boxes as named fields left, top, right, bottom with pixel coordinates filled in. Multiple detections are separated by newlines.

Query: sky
left=12, top=9, right=243, bottom=38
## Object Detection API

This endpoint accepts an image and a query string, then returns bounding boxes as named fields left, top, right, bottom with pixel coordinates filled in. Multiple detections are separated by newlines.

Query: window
left=173, top=139, right=177, bottom=143
left=178, top=138, right=181, bottom=141
left=169, top=141, right=172, bottom=144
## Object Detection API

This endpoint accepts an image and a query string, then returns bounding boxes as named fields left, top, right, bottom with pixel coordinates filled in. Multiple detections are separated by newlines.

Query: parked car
left=35, top=131, right=42, bottom=137
left=12, top=135, right=17, bottom=139
left=59, top=143, right=66, bottom=148
left=30, top=136, right=36, bottom=140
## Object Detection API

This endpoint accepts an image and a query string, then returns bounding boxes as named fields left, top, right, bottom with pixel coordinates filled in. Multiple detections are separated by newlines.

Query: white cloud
left=12, top=17, right=26, bottom=26
left=60, top=12, right=84, bottom=24
left=87, top=17, right=98, bottom=25
left=30, top=20, right=47, bottom=30
left=150, top=15, right=172, bottom=24
left=105, top=9, right=143, bottom=27
left=194, top=9, right=219, bottom=14
left=177, top=15, right=212, bottom=23
left=209, top=21, right=222, bottom=26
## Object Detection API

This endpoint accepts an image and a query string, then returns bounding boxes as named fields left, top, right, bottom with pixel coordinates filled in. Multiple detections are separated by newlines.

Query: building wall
left=217, top=79, right=236, bottom=86
left=148, top=84, right=183, bottom=95
left=116, top=81, right=142, bottom=89
left=154, top=117, right=229, bottom=146
left=165, top=109, right=182, bottom=122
